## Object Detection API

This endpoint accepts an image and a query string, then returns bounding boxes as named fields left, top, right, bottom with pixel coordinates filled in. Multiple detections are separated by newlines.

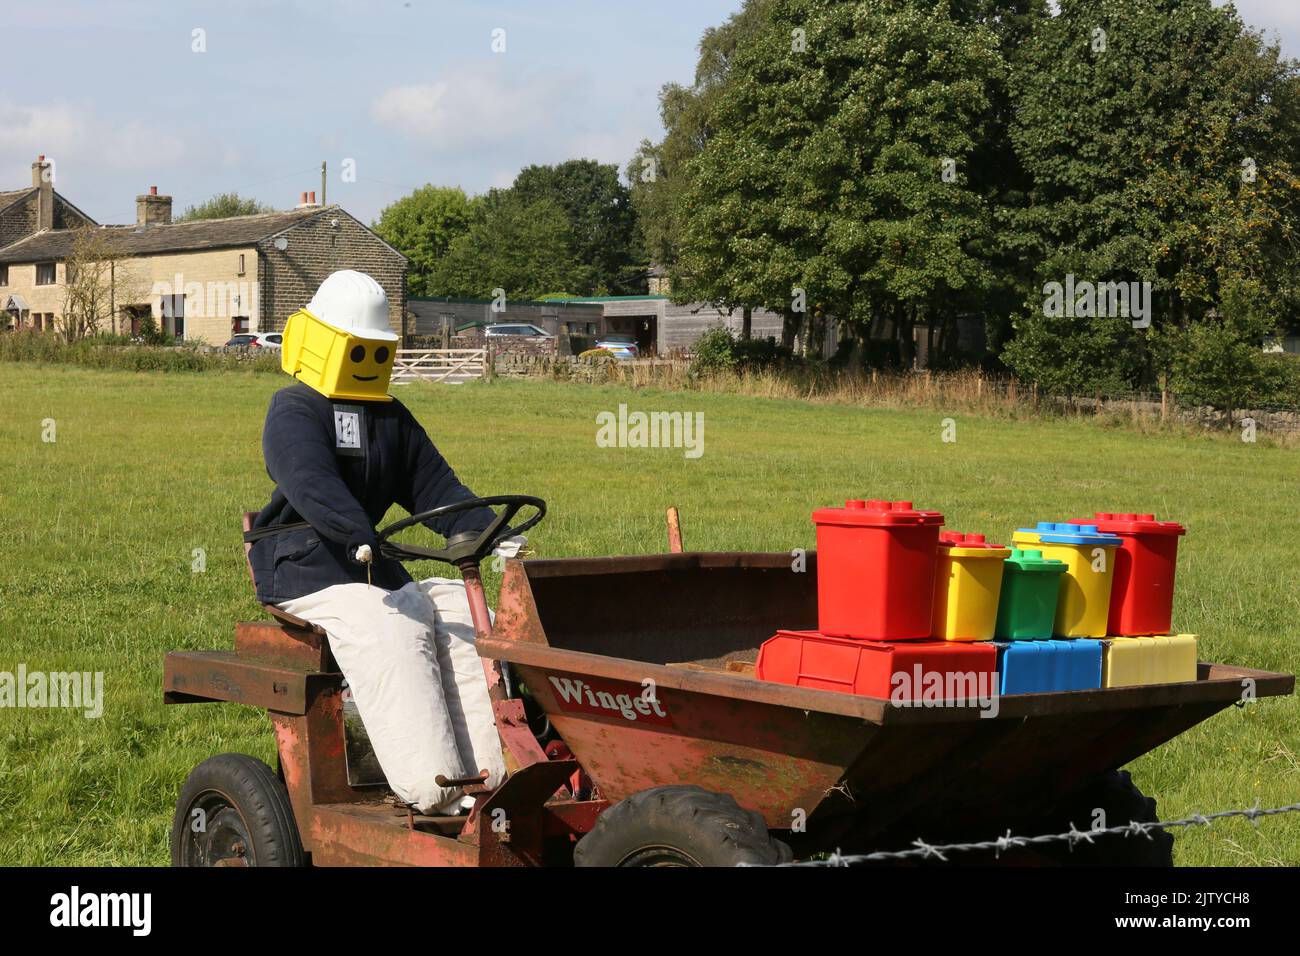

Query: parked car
left=224, top=332, right=282, bottom=350
left=484, top=323, right=553, bottom=339
left=595, top=334, right=640, bottom=360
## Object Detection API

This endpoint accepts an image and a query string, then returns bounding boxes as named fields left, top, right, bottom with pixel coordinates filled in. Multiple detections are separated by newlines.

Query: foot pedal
left=435, top=769, right=491, bottom=794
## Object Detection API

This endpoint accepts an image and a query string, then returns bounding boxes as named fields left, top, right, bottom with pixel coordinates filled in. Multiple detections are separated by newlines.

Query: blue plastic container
left=996, top=639, right=1103, bottom=695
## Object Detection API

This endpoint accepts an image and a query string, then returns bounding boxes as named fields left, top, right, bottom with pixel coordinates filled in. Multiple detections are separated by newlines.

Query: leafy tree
left=432, top=191, right=592, bottom=299
left=175, top=192, right=274, bottom=221
left=373, top=186, right=474, bottom=297
left=512, top=160, right=646, bottom=294
left=1004, top=0, right=1300, bottom=389
left=673, top=0, right=1003, bottom=362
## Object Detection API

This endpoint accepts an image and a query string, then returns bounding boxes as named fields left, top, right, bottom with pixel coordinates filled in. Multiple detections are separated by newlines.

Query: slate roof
left=0, top=205, right=332, bottom=264
left=0, top=188, right=35, bottom=212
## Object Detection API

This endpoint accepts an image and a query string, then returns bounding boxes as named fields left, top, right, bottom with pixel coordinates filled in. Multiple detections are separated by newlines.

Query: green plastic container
left=994, top=548, right=1068, bottom=640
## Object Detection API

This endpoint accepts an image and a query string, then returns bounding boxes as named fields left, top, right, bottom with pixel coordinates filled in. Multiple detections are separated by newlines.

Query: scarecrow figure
left=248, top=270, right=520, bottom=814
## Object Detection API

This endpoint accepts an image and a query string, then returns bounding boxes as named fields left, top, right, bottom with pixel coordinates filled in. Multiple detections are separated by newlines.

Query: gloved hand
left=491, top=534, right=527, bottom=559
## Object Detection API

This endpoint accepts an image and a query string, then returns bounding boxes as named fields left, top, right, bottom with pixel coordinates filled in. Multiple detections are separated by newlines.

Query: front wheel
left=170, top=754, right=305, bottom=867
left=574, top=785, right=792, bottom=867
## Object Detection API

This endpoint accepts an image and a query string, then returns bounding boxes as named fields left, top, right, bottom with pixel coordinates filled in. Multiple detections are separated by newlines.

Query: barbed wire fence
left=749, top=800, right=1300, bottom=866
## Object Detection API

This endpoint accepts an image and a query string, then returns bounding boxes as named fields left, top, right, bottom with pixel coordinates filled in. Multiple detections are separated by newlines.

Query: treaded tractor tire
left=171, top=754, right=305, bottom=867
left=573, top=785, right=793, bottom=867
left=1023, top=769, right=1174, bottom=866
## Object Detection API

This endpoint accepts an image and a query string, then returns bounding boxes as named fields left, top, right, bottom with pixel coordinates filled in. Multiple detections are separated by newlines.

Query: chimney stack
left=295, top=190, right=320, bottom=209
left=31, top=155, right=53, bottom=230
left=136, top=186, right=173, bottom=226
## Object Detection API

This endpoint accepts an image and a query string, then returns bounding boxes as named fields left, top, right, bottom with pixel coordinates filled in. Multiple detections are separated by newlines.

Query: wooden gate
left=390, top=348, right=488, bottom=385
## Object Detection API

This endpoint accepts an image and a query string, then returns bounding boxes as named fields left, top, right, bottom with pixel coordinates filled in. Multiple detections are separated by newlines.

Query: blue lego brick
left=996, top=639, right=1102, bottom=694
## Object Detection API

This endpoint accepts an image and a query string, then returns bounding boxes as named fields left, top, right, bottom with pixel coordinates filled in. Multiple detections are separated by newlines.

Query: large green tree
left=1003, top=0, right=1300, bottom=391
left=512, top=160, right=646, bottom=294
left=432, top=190, right=593, bottom=300
left=373, top=186, right=474, bottom=297
left=672, top=0, right=1003, bottom=362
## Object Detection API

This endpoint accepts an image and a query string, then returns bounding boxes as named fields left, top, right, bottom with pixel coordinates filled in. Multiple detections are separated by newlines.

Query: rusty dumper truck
left=163, top=498, right=1294, bottom=866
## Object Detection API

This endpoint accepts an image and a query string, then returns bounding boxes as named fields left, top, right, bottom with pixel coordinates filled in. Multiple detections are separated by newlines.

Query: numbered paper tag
left=332, top=405, right=364, bottom=457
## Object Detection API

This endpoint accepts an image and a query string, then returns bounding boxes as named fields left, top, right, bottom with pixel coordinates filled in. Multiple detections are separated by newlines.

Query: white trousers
left=278, top=577, right=506, bottom=815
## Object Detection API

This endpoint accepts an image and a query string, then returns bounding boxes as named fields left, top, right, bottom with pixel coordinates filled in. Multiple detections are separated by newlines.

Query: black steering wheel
left=377, top=495, right=546, bottom=568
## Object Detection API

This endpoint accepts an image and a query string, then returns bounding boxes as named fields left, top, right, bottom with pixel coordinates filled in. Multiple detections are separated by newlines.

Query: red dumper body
left=813, top=499, right=944, bottom=640
left=1075, top=512, right=1185, bottom=636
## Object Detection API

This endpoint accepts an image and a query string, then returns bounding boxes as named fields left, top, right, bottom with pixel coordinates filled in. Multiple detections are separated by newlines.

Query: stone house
left=0, top=156, right=407, bottom=344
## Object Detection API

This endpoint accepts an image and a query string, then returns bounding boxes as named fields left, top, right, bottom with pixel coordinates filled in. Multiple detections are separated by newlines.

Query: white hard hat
left=306, top=270, right=399, bottom=342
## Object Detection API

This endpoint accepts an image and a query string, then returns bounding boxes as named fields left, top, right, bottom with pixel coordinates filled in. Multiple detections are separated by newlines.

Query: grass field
left=0, top=362, right=1297, bottom=866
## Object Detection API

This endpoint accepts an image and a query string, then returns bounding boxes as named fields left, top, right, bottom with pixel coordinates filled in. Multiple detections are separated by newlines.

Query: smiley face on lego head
left=281, top=270, right=399, bottom=402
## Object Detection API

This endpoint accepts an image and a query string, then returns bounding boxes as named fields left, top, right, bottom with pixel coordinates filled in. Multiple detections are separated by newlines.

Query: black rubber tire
left=1021, top=770, right=1174, bottom=866
left=573, top=785, right=793, bottom=867
left=170, top=754, right=305, bottom=867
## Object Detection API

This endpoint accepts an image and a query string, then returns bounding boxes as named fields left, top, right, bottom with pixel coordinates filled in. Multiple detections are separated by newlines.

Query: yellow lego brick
left=1103, top=634, right=1199, bottom=687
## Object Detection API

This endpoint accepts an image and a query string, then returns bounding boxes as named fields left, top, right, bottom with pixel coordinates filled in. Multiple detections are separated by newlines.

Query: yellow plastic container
left=1012, top=523, right=1121, bottom=638
left=1102, top=634, right=1198, bottom=687
left=280, top=308, right=395, bottom=402
left=931, top=533, right=1011, bottom=642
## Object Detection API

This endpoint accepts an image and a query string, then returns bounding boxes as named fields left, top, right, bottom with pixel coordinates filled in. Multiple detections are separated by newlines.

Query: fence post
left=483, top=343, right=494, bottom=383
left=1160, top=389, right=1168, bottom=422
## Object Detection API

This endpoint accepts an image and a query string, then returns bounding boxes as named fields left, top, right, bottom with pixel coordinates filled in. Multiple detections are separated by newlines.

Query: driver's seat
left=242, top=512, right=326, bottom=636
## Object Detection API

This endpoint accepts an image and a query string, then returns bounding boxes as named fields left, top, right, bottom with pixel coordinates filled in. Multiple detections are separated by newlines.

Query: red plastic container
left=756, top=629, right=997, bottom=700
left=1071, top=512, right=1186, bottom=636
left=813, top=499, right=944, bottom=640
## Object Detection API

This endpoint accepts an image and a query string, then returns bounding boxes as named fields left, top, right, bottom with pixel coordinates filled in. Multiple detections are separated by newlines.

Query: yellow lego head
left=280, top=270, right=398, bottom=402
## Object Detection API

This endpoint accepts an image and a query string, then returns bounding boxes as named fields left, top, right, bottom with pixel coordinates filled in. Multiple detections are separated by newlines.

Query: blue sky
left=3, top=1, right=1297, bottom=227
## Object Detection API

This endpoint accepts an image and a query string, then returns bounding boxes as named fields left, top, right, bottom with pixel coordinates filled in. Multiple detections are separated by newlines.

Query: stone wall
left=257, top=207, right=407, bottom=336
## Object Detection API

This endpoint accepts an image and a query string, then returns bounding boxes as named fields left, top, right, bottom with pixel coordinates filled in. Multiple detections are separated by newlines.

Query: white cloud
left=0, top=97, right=187, bottom=182
left=371, top=62, right=585, bottom=153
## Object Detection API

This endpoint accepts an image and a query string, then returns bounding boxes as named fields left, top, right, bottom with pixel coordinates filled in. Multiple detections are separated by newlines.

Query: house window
left=36, top=263, right=56, bottom=285
left=161, top=294, right=185, bottom=340
left=238, top=254, right=246, bottom=276
left=0, top=265, right=8, bottom=285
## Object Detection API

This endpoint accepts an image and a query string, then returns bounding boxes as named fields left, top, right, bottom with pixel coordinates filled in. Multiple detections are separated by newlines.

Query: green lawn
left=0, top=363, right=1296, bottom=865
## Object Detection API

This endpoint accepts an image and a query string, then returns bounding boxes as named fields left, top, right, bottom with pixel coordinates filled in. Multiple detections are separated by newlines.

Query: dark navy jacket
left=249, top=384, right=493, bottom=605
